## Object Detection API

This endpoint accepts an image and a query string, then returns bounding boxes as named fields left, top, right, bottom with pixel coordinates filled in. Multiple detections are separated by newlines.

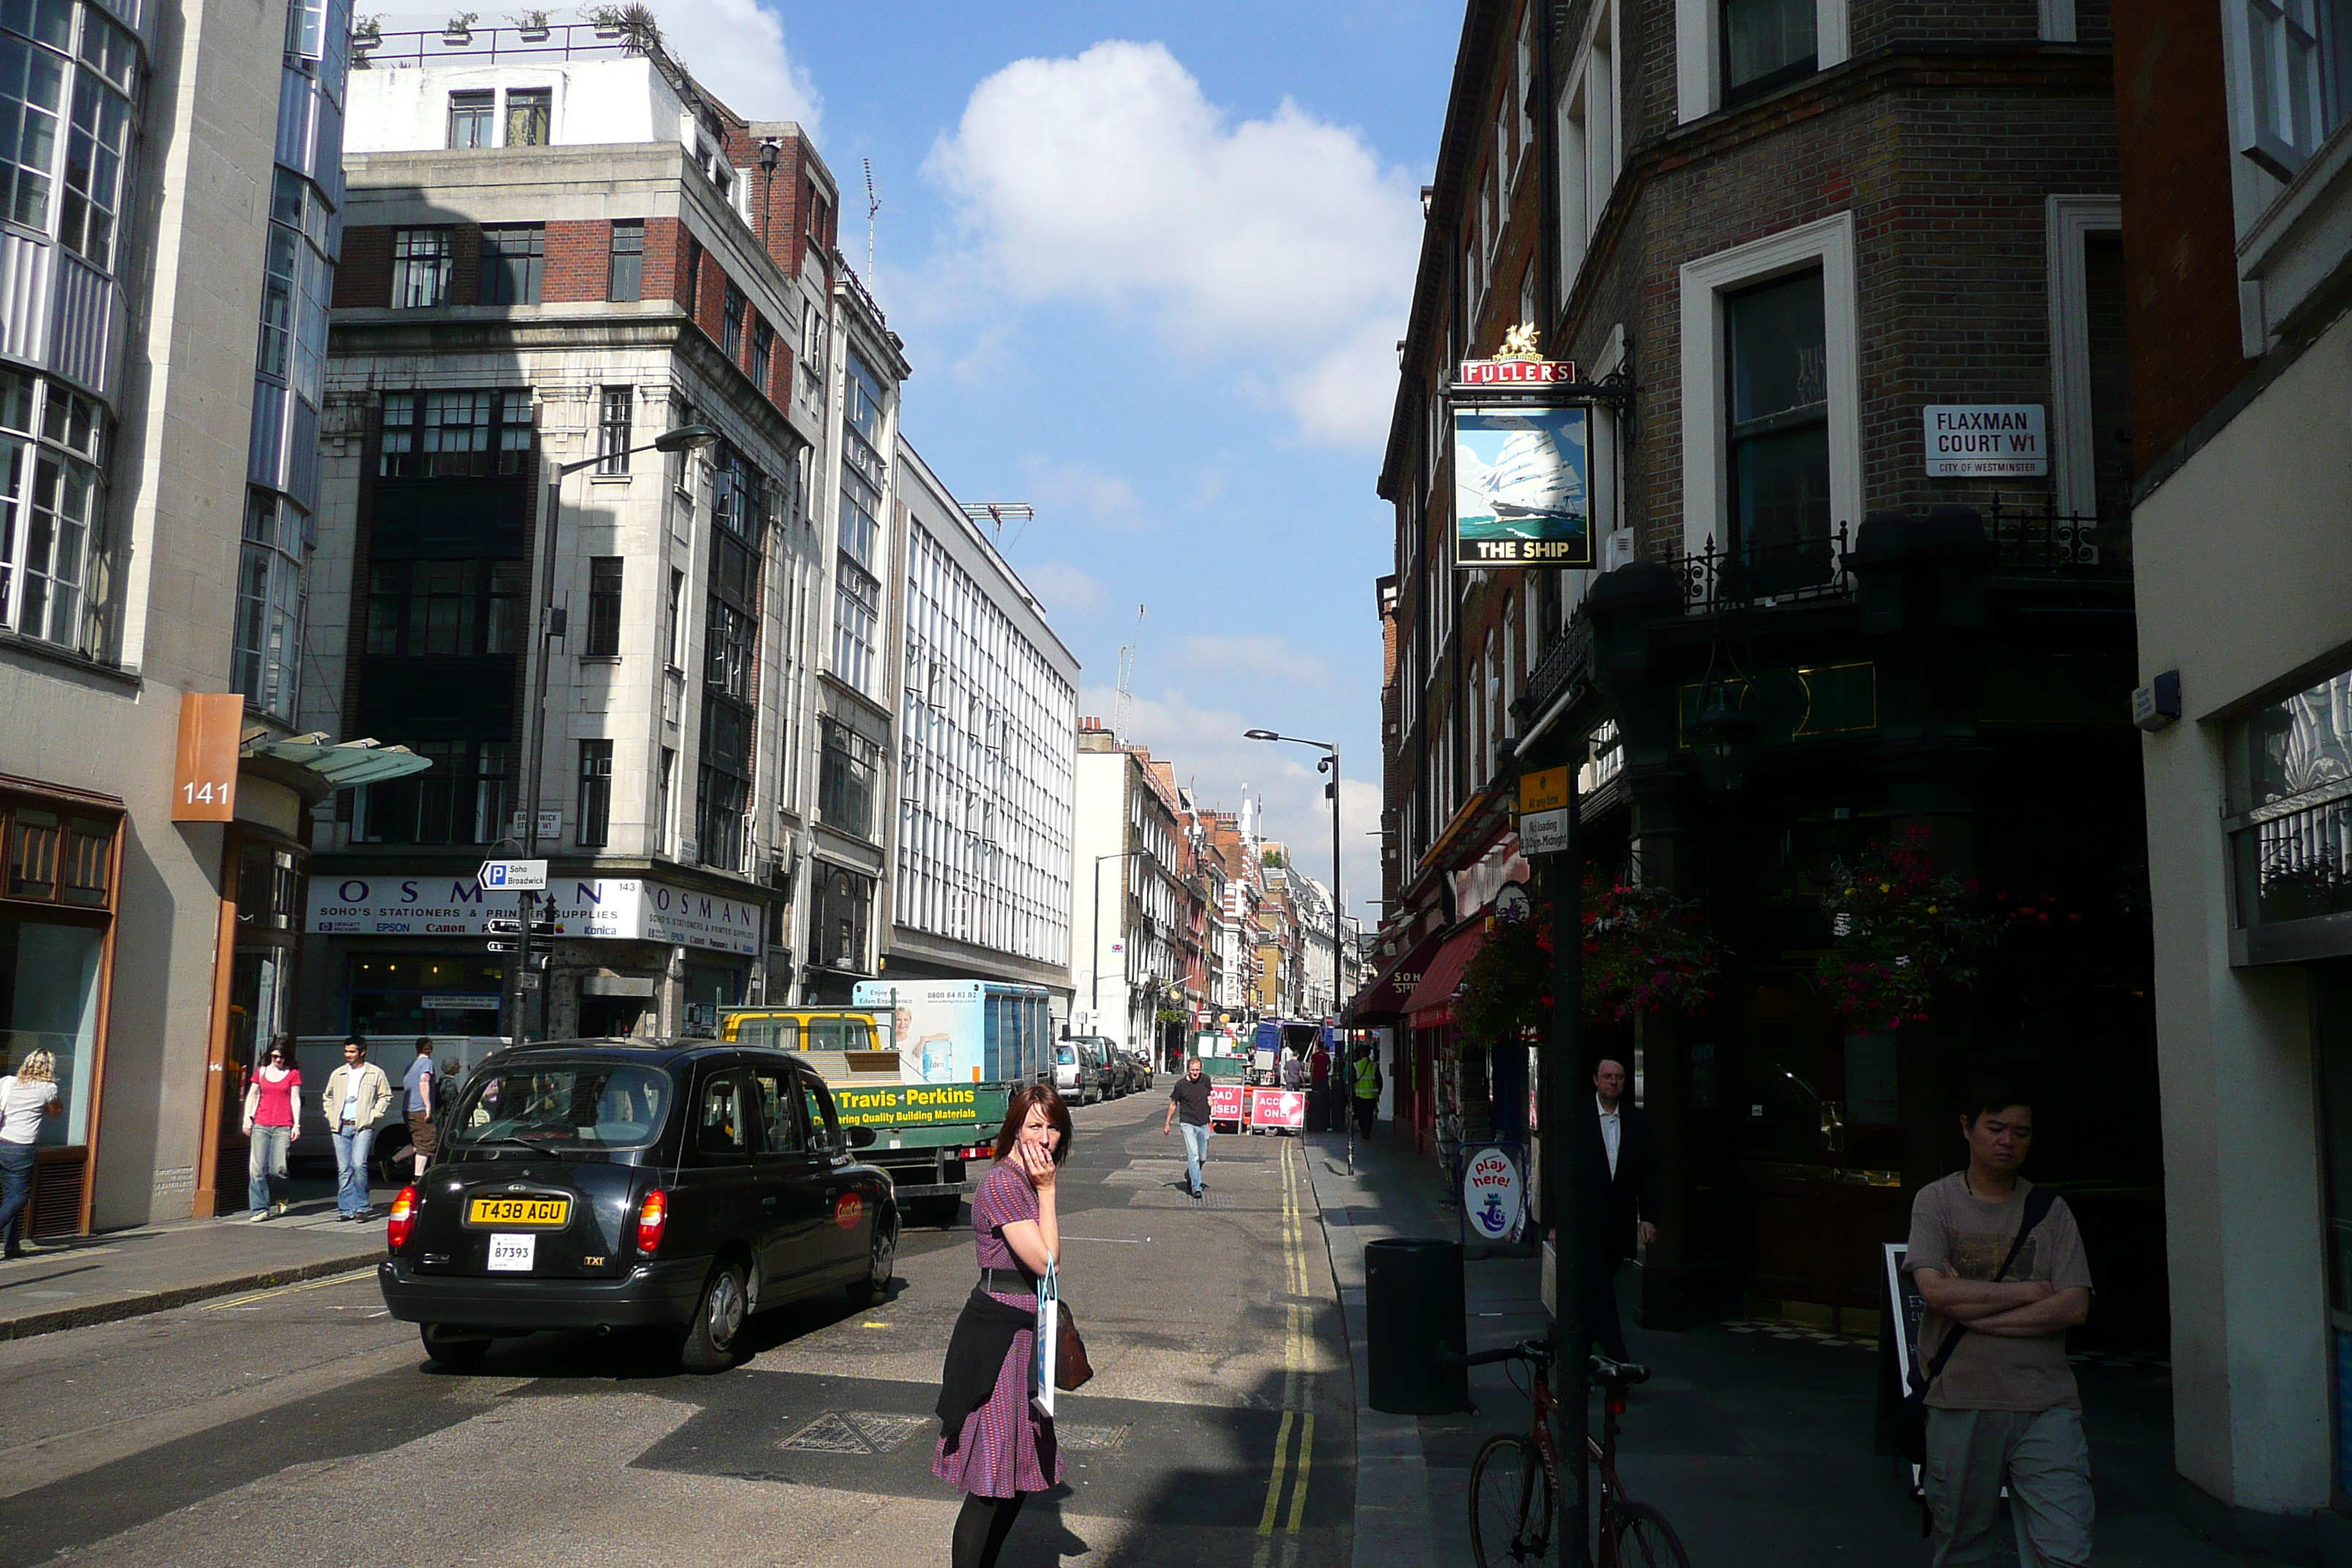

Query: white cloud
left=927, top=40, right=1417, bottom=448
left=1022, top=457, right=1148, bottom=531
left=1022, top=561, right=1105, bottom=615
left=1082, top=683, right=1381, bottom=927
left=638, top=0, right=822, bottom=136
left=1181, top=633, right=1329, bottom=685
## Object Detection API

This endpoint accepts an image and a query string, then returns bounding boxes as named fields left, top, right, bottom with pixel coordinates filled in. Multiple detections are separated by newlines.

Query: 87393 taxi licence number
left=466, top=1196, right=569, bottom=1228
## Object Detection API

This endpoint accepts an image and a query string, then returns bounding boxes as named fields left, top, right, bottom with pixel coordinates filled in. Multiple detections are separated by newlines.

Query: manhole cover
left=780, top=1411, right=932, bottom=1454
left=1128, top=1189, right=1256, bottom=1210
left=1056, top=1422, right=1131, bottom=1450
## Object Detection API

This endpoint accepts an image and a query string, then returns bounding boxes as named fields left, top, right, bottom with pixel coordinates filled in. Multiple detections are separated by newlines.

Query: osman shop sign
left=306, top=875, right=764, bottom=956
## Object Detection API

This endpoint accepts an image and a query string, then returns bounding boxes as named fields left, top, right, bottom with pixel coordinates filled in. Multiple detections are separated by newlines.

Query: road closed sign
left=1208, top=1085, right=1245, bottom=1123
left=1460, top=1145, right=1524, bottom=1242
left=1923, top=404, right=2046, bottom=476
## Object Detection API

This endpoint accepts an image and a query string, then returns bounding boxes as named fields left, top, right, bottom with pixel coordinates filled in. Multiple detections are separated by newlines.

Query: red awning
left=1403, top=923, right=1486, bottom=1027
left=1346, top=929, right=1447, bottom=1024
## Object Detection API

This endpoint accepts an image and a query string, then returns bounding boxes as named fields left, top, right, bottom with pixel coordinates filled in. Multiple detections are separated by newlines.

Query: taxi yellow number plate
left=467, top=1196, right=569, bottom=1228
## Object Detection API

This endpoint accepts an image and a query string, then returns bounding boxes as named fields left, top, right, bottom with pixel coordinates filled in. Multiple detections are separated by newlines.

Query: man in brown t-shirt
left=1904, top=1086, right=2093, bottom=1567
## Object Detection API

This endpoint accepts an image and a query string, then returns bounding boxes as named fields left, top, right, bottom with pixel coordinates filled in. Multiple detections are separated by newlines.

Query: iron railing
left=1986, top=495, right=2130, bottom=576
left=1517, top=607, right=1594, bottom=725
left=1672, top=522, right=1853, bottom=613
left=352, top=22, right=649, bottom=69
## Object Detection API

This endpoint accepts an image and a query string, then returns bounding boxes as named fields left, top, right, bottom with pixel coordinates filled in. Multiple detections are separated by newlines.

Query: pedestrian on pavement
left=1350, top=1047, right=1382, bottom=1138
left=0, top=1048, right=62, bottom=1258
left=1280, top=1044, right=1305, bottom=1091
left=1163, top=1055, right=1213, bottom=1198
left=1904, top=1081, right=2094, bottom=1568
left=402, top=1037, right=439, bottom=1178
left=241, top=1038, right=301, bottom=1220
left=321, top=1036, right=392, bottom=1221
left=935, top=1080, right=1071, bottom=1568
left=1574, top=1053, right=1659, bottom=1361
left=1308, top=1040, right=1333, bottom=1131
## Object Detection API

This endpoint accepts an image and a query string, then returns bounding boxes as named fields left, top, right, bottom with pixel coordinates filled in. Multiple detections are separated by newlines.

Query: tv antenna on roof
left=862, top=158, right=880, bottom=279
left=1114, top=603, right=1144, bottom=746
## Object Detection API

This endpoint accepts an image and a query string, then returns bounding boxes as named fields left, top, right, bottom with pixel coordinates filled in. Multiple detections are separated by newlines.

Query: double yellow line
left=1255, top=1139, right=1315, bottom=1562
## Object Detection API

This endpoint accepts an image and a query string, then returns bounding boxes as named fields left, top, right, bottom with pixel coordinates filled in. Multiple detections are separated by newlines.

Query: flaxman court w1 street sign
left=1923, top=404, right=2046, bottom=476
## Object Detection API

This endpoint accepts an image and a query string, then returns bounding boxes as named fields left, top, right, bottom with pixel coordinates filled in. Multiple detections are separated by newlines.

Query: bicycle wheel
left=1613, top=1501, right=1692, bottom=1568
left=1469, top=1433, right=1553, bottom=1566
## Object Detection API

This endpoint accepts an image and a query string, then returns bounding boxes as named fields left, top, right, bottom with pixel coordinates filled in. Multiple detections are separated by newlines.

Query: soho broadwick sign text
left=306, top=875, right=764, bottom=956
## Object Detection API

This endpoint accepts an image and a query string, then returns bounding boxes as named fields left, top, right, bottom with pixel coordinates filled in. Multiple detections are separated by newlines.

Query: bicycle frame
left=1523, top=1362, right=1635, bottom=1567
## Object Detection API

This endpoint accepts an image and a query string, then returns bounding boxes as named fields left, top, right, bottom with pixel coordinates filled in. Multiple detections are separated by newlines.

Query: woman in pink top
left=242, top=1039, right=301, bottom=1220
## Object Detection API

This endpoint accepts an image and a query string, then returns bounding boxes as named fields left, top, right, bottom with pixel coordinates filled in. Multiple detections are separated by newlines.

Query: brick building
left=1368, top=0, right=2156, bottom=1342
left=2115, top=1, right=2352, bottom=1546
left=298, top=20, right=902, bottom=1040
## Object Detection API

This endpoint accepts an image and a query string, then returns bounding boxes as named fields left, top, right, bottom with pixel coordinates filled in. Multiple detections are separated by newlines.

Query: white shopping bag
left=1034, top=1257, right=1059, bottom=1419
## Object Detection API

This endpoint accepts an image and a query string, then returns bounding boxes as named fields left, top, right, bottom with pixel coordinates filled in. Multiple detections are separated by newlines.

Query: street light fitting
left=652, top=422, right=720, bottom=453
left=1243, top=728, right=1282, bottom=742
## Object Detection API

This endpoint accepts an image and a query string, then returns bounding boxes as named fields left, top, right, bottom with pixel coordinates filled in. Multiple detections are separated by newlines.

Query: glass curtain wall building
left=232, top=0, right=349, bottom=721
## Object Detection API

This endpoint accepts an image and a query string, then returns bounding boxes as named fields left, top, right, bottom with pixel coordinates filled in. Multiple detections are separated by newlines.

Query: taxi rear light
left=635, top=1188, right=668, bottom=1254
left=386, top=1186, right=419, bottom=1251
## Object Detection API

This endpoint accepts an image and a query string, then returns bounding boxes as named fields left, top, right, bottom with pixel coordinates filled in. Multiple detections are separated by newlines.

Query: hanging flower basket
left=1451, top=869, right=1726, bottom=1044
left=1813, top=826, right=1997, bottom=1029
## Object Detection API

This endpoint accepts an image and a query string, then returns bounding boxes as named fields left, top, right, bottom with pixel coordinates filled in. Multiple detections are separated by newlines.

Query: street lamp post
left=1091, top=848, right=1148, bottom=1048
left=1243, top=728, right=1343, bottom=1158
left=505, top=421, right=719, bottom=1042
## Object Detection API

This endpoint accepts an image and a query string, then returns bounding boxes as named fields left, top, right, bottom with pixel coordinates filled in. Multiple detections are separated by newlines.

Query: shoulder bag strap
left=1919, top=1184, right=2060, bottom=1387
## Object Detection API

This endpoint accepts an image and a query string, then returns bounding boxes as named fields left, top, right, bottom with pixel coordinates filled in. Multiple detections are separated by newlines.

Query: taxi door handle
left=762, top=1196, right=777, bottom=1206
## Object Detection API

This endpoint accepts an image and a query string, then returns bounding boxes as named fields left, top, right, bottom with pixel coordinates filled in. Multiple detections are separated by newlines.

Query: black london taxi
left=378, top=1039, right=898, bottom=1372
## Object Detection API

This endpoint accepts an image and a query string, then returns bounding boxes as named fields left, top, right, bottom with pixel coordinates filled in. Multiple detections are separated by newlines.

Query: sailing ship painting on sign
left=1452, top=403, right=1592, bottom=568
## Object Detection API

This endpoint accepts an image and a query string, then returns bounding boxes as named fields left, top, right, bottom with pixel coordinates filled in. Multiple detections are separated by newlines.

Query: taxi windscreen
left=447, top=1062, right=672, bottom=1152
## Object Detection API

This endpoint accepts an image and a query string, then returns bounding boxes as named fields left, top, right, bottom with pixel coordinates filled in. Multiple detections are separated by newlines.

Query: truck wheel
left=420, top=1324, right=491, bottom=1369
left=679, top=1259, right=748, bottom=1373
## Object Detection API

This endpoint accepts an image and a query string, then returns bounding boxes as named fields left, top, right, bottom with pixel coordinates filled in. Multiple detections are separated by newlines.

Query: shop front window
left=344, top=952, right=505, bottom=1036
left=0, top=912, right=101, bottom=1147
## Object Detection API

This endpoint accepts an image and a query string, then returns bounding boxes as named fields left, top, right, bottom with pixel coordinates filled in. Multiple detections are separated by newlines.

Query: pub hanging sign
left=1452, top=324, right=1596, bottom=570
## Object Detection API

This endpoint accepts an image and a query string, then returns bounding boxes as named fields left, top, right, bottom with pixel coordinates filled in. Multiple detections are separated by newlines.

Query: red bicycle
left=1463, top=1338, right=1692, bottom=1567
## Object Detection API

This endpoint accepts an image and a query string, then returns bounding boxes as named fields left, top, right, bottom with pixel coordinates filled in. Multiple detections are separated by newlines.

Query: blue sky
left=645, top=0, right=1460, bottom=925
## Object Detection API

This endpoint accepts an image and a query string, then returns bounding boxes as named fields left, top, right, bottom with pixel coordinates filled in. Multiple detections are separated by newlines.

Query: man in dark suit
left=1572, top=1053, right=1659, bottom=1360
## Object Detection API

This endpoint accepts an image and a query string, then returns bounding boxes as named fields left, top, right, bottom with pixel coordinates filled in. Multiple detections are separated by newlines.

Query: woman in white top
left=0, top=1048, right=63, bottom=1259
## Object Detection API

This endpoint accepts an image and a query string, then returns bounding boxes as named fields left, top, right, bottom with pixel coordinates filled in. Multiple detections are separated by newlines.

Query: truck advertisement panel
left=826, top=1082, right=1010, bottom=1131
left=851, top=980, right=1052, bottom=1086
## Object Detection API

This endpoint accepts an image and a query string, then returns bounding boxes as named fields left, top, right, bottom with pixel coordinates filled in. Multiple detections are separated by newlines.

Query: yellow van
left=718, top=1009, right=900, bottom=1083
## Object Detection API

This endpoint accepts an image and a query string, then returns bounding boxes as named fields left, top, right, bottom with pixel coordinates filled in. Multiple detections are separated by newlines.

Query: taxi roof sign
left=1518, top=766, right=1571, bottom=815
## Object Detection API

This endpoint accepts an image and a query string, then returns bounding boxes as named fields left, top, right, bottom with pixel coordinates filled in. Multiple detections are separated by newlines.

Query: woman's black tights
left=952, top=1490, right=1026, bottom=1568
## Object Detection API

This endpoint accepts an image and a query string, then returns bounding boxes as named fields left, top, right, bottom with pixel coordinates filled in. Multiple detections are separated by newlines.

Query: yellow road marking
left=1251, top=1139, right=1315, bottom=1553
left=1256, top=1409, right=1296, bottom=1534
left=200, top=1267, right=375, bottom=1311
left=1286, top=1411, right=1316, bottom=1531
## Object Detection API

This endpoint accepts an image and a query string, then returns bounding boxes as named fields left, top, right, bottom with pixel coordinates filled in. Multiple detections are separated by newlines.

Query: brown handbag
left=1054, top=1301, right=1094, bottom=1391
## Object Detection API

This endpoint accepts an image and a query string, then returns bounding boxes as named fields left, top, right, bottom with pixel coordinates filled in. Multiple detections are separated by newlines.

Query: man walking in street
left=322, top=1036, right=393, bottom=1221
left=1350, top=1047, right=1382, bottom=1138
left=402, top=1037, right=438, bottom=1179
left=1904, top=1082, right=2093, bottom=1568
left=1163, top=1055, right=1213, bottom=1199
left=1575, top=1054, right=1659, bottom=1360
left=1308, top=1039, right=1332, bottom=1131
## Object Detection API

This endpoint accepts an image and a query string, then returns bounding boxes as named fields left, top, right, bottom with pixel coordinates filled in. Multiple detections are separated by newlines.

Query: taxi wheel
left=420, top=1324, right=491, bottom=1369
left=848, top=1212, right=897, bottom=1306
left=680, top=1259, right=748, bottom=1373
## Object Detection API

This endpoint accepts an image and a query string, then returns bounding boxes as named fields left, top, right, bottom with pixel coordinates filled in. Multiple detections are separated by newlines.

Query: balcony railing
left=1672, top=522, right=1854, bottom=614
left=1517, top=608, right=1593, bottom=725
left=1986, top=495, right=2130, bottom=577
left=352, top=21, right=650, bottom=68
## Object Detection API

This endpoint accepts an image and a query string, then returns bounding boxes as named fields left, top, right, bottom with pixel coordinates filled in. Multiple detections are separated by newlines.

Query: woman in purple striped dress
left=935, top=1082, right=1073, bottom=1568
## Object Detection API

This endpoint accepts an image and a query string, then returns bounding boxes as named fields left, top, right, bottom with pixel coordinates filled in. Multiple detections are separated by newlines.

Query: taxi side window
left=750, top=1067, right=804, bottom=1153
left=696, top=1070, right=757, bottom=1161
left=799, top=1074, right=841, bottom=1152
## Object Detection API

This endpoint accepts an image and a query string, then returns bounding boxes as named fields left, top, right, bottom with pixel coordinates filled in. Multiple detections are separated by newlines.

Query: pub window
left=391, top=227, right=453, bottom=309
left=1723, top=268, right=1830, bottom=580
left=479, top=224, right=543, bottom=306
left=595, top=385, right=632, bottom=475
left=504, top=86, right=550, bottom=148
left=576, top=738, right=613, bottom=848
left=447, top=89, right=492, bottom=149
left=2225, top=665, right=2352, bottom=943
left=585, top=557, right=622, bottom=655
left=1721, top=0, right=1815, bottom=103
left=607, top=218, right=643, bottom=301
